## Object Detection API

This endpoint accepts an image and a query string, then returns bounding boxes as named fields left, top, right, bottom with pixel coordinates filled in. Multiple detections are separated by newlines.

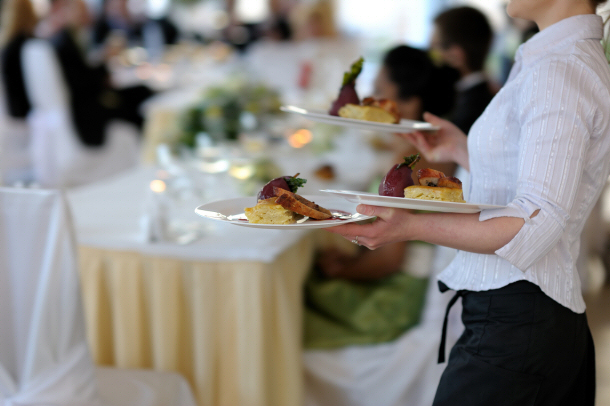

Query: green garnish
left=286, top=173, right=307, bottom=193
left=341, top=57, right=364, bottom=87
left=396, top=154, right=421, bottom=170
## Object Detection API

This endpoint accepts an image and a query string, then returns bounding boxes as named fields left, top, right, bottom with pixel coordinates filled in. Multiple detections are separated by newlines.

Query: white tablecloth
left=67, top=165, right=308, bottom=263
left=67, top=166, right=318, bottom=406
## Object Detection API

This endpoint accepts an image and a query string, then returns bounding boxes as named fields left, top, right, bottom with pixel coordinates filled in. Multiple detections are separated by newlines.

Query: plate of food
left=280, top=57, right=439, bottom=133
left=319, top=190, right=505, bottom=214
left=194, top=174, right=374, bottom=229
left=321, top=154, right=505, bottom=214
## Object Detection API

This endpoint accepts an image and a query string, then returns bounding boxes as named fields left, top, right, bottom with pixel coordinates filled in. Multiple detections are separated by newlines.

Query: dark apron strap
left=438, top=281, right=463, bottom=364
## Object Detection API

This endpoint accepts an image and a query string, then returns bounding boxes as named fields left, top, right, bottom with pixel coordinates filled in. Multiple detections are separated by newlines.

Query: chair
left=21, top=39, right=139, bottom=189
left=0, top=187, right=197, bottom=406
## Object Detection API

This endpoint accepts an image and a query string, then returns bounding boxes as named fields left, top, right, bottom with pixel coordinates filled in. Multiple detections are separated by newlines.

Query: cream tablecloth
left=67, top=166, right=316, bottom=406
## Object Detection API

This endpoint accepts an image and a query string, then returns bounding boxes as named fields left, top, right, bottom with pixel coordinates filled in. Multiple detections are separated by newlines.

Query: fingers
left=399, top=132, right=434, bottom=159
left=422, top=111, right=439, bottom=122
left=355, top=203, right=394, bottom=219
left=323, top=205, right=405, bottom=250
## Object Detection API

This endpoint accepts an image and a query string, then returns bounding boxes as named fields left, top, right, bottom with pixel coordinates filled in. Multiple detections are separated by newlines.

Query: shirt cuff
left=480, top=199, right=564, bottom=271
left=479, top=200, right=540, bottom=223
left=493, top=210, right=564, bottom=272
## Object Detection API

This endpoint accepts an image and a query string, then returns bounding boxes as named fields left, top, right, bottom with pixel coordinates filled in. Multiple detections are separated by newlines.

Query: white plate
left=194, top=195, right=375, bottom=229
left=320, top=189, right=506, bottom=214
left=280, top=105, right=440, bottom=133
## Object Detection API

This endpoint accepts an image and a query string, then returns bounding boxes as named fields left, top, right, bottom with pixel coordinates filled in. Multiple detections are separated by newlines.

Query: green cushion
left=303, top=270, right=428, bottom=349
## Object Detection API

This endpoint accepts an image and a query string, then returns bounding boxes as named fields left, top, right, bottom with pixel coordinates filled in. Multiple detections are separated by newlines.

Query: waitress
left=326, top=0, right=610, bottom=404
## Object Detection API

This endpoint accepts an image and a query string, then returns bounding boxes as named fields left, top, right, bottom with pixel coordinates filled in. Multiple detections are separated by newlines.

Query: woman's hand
left=325, top=205, right=417, bottom=250
left=400, top=112, right=469, bottom=170
left=327, top=203, right=526, bottom=255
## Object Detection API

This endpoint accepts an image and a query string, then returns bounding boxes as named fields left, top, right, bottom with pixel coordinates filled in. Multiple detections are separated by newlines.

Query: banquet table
left=67, top=166, right=317, bottom=406
left=71, top=39, right=391, bottom=404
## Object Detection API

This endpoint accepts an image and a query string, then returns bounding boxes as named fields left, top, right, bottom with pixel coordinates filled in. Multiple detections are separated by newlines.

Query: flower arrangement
left=178, top=78, right=283, bottom=148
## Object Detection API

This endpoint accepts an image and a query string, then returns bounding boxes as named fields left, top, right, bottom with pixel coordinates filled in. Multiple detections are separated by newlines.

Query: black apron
left=433, top=280, right=595, bottom=406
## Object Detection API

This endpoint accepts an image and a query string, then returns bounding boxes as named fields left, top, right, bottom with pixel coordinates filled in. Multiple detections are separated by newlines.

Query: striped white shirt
left=438, top=14, right=610, bottom=313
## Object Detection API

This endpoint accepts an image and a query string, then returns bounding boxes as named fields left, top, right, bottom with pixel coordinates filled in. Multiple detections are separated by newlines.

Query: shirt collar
left=515, top=14, right=603, bottom=66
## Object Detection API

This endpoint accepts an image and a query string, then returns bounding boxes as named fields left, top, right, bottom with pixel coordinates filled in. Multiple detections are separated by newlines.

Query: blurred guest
left=0, top=0, right=38, bottom=184
left=290, top=0, right=338, bottom=41
left=0, top=0, right=38, bottom=119
left=91, top=0, right=140, bottom=46
left=260, top=12, right=292, bottom=41
left=374, top=45, right=459, bottom=177
left=430, top=6, right=495, bottom=134
left=39, top=0, right=153, bottom=146
left=91, top=0, right=178, bottom=49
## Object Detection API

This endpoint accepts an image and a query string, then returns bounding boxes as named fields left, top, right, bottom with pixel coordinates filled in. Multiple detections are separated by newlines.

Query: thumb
left=422, top=111, right=443, bottom=125
left=356, top=204, right=393, bottom=219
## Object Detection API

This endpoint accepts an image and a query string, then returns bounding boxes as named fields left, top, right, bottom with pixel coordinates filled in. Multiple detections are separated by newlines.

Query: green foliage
left=397, top=154, right=421, bottom=170
left=286, top=176, right=307, bottom=193
left=342, top=57, right=364, bottom=87
left=178, top=79, right=283, bottom=148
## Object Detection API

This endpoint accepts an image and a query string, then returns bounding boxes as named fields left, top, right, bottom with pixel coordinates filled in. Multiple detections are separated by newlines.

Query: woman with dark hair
left=373, top=45, right=459, bottom=185
left=375, top=45, right=457, bottom=122
left=430, top=6, right=495, bottom=134
left=328, top=0, right=610, bottom=404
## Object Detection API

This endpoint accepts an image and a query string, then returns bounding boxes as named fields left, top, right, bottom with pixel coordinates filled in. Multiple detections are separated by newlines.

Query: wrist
left=400, top=210, right=424, bottom=243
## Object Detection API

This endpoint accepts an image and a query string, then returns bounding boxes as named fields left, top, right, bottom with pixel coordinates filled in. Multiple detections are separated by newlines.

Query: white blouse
left=438, top=14, right=610, bottom=313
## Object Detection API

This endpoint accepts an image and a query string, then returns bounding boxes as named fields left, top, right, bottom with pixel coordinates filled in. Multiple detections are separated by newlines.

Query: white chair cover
left=302, top=245, right=464, bottom=406
left=0, top=187, right=197, bottom=406
left=21, top=40, right=139, bottom=189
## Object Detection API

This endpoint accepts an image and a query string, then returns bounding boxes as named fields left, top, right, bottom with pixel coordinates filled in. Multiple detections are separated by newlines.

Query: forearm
left=408, top=212, right=524, bottom=254
left=327, top=205, right=530, bottom=255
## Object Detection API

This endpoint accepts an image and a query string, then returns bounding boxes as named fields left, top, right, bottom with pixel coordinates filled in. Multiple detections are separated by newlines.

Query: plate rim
left=194, top=195, right=374, bottom=229
left=319, top=189, right=507, bottom=213
left=280, top=105, right=440, bottom=132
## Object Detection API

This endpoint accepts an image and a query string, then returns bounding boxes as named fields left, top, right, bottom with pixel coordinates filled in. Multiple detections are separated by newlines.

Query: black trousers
left=433, top=281, right=596, bottom=406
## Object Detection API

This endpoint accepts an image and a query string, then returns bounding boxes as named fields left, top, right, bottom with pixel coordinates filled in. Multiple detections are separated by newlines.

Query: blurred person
left=91, top=0, right=141, bottom=46
left=303, top=45, right=463, bottom=406
left=259, top=12, right=293, bottom=41
left=430, top=6, right=495, bottom=134
left=40, top=0, right=153, bottom=147
left=0, top=0, right=38, bottom=184
left=1, top=0, right=140, bottom=188
left=374, top=45, right=459, bottom=177
left=261, top=0, right=297, bottom=41
left=91, top=0, right=178, bottom=50
left=0, top=0, right=38, bottom=119
left=290, top=0, right=337, bottom=41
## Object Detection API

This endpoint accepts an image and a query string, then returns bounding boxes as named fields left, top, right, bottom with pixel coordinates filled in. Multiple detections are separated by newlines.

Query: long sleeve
left=481, top=57, right=597, bottom=271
